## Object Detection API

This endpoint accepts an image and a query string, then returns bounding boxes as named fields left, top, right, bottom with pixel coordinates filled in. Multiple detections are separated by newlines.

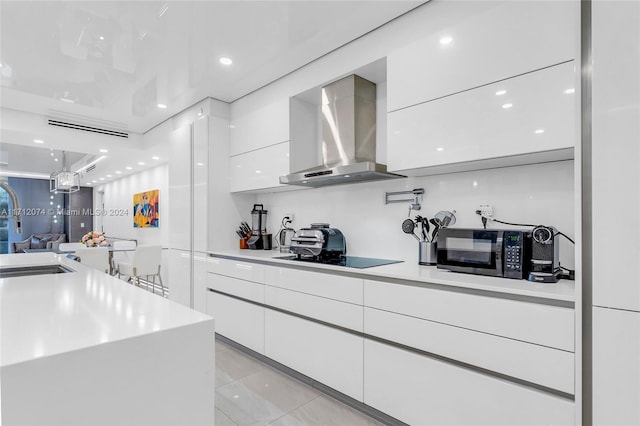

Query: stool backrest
left=132, top=245, right=162, bottom=276
left=75, top=247, right=110, bottom=274
left=59, top=242, right=87, bottom=253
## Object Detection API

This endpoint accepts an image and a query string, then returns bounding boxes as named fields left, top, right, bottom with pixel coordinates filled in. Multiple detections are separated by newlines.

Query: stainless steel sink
left=0, top=264, right=75, bottom=278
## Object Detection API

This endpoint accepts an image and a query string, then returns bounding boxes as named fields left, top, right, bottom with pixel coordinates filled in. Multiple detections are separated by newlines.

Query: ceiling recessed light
left=502, top=103, right=513, bottom=109
left=99, top=149, right=108, bottom=153
left=196, top=162, right=204, bottom=166
left=92, top=180, right=98, bottom=183
left=86, top=182, right=92, bottom=185
left=152, top=156, right=160, bottom=160
left=564, top=88, right=575, bottom=94
left=439, top=36, right=453, bottom=45
left=106, top=174, right=112, bottom=178
left=535, top=129, right=545, bottom=134
left=115, top=171, right=122, bottom=174
left=99, top=178, right=105, bottom=181
left=50, top=152, right=54, bottom=156
left=33, top=139, right=44, bottom=144
left=99, top=36, right=105, bottom=41
left=157, top=103, right=167, bottom=109
left=436, top=147, right=444, bottom=152
left=138, top=162, right=145, bottom=166
left=344, top=175, right=351, bottom=178
left=54, top=158, right=59, bottom=162
left=219, top=57, right=233, bottom=66
left=125, top=166, right=132, bottom=170
left=255, top=170, right=262, bottom=174
left=495, top=90, right=507, bottom=96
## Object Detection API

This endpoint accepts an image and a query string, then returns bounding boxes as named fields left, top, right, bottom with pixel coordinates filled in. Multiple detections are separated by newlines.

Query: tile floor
left=214, top=339, right=383, bottom=426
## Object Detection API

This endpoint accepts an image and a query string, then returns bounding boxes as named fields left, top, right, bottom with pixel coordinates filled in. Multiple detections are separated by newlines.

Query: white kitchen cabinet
left=168, top=125, right=191, bottom=251
left=592, top=0, right=640, bottom=311
left=593, top=307, right=640, bottom=425
left=168, top=249, right=208, bottom=312
left=229, top=141, right=290, bottom=192
left=387, top=61, right=576, bottom=175
left=364, top=340, right=574, bottom=426
left=168, top=248, right=191, bottom=308
left=206, top=273, right=264, bottom=304
left=207, top=256, right=265, bottom=284
left=387, top=1, right=577, bottom=112
left=265, top=285, right=363, bottom=332
left=192, top=252, right=208, bottom=313
left=206, top=290, right=264, bottom=354
left=364, top=307, right=573, bottom=394
left=193, top=118, right=209, bottom=253
left=168, top=116, right=211, bottom=309
left=263, top=265, right=363, bottom=304
left=229, top=98, right=289, bottom=156
left=364, top=279, right=574, bottom=351
left=264, top=309, right=364, bottom=401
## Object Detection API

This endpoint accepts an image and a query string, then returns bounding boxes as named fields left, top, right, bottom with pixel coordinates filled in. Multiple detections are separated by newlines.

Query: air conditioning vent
left=85, top=164, right=96, bottom=173
left=48, top=119, right=129, bottom=138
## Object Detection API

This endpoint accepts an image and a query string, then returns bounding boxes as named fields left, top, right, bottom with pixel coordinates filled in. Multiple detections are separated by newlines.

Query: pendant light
left=50, top=151, right=79, bottom=193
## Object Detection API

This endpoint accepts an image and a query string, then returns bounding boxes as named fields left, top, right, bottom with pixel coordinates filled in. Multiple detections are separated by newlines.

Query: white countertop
left=0, top=253, right=212, bottom=367
left=209, top=249, right=575, bottom=303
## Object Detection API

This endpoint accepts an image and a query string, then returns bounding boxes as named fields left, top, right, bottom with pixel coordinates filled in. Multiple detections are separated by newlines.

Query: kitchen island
left=0, top=253, right=215, bottom=426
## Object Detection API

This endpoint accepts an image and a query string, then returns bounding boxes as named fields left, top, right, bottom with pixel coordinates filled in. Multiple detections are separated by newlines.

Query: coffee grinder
left=528, top=225, right=561, bottom=283
left=247, top=204, right=268, bottom=250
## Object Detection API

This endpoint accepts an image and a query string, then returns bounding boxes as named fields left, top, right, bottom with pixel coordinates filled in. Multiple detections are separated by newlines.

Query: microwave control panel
left=503, top=231, right=531, bottom=279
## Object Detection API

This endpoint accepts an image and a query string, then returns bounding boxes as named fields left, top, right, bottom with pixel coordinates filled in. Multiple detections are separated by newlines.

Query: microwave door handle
left=496, top=234, right=504, bottom=277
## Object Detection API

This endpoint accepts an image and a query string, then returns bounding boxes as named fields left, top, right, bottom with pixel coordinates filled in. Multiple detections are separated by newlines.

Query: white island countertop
left=0, top=252, right=212, bottom=367
left=209, top=249, right=575, bottom=303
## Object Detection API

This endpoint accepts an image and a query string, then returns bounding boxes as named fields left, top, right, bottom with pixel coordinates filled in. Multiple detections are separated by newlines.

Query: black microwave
left=436, top=228, right=532, bottom=279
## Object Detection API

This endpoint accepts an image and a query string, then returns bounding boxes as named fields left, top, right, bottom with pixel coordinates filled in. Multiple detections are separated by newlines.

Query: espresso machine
left=247, top=204, right=270, bottom=250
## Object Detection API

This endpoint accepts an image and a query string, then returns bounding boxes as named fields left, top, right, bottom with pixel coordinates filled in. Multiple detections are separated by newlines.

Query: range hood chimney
left=280, top=74, right=404, bottom=187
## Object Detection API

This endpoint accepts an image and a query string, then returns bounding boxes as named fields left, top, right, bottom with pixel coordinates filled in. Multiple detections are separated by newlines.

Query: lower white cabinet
left=205, top=290, right=265, bottom=354
left=168, top=249, right=191, bottom=308
left=264, top=309, right=364, bottom=401
left=168, top=249, right=208, bottom=313
left=593, top=306, right=640, bottom=425
left=363, top=340, right=574, bottom=426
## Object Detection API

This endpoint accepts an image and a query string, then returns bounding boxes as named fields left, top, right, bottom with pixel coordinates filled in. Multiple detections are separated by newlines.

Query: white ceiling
left=0, top=1, right=424, bottom=184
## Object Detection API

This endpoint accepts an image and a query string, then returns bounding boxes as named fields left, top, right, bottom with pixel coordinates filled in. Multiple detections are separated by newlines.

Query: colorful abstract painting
left=133, top=189, right=159, bottom=228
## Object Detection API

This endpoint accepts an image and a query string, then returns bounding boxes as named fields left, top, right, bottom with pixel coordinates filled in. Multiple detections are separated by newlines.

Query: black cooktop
left=277, top=255, right=403, bottom=269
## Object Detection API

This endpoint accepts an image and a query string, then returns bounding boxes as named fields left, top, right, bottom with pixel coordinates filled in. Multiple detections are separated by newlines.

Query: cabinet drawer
left=265, top=309, right=363, bottom=401
left=387, top=61, right=575, bottom=174
left=364, top=340, right=574, bottom=425
left=264, top=266, right=363, bottom=304
left=206, top=273, right=264, bottom=303
left=206, top=291, right=264, bottom=354
left=265, top=286, right=363, bottom=332
left=364, top=280, right=574, bottom=351
left=207, top=257, right=264, bottom=283
left=387, top=1, right=577, bottom=111
left=365, top=307, right=574, bottom=394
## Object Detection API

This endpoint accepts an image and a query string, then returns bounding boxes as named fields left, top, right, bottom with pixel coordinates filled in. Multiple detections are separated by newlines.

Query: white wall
left=94, top=164, right=169, bottom=285
left=258, top=160, right=575, bottom=268
left=95, top=164, right=168, bottom=247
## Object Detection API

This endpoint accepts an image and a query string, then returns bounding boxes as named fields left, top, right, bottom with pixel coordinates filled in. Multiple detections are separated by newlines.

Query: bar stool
left=118, top=245, right=165, bottom=296
left=75, top=247, right=110, bottom=274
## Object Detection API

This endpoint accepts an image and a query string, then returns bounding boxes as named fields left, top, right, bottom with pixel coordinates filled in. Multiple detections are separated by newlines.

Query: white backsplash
left=257, top=160, right=576, bottom=269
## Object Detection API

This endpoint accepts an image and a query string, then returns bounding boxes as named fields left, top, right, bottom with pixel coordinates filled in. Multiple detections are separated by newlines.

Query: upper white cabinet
left=229, top=141, right=290, bottom=193
left=592, top=0, right=640, bottom=311
left=387, top=1, right=577, bottom=112
left=229, top=98, right=289, bottom=156
left=387, top=61, right=576, bottom=175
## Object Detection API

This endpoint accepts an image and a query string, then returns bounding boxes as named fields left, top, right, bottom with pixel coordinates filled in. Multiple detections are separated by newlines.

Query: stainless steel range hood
left=280, top=75, right=404, bottom=188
